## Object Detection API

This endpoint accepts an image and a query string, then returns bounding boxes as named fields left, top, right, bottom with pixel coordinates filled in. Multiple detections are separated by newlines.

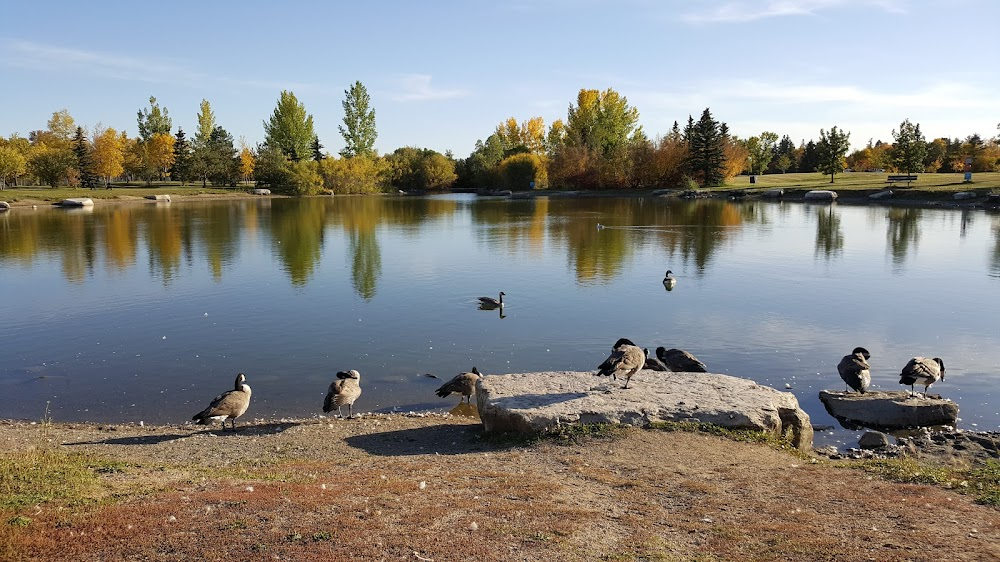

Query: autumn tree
left=171, top=128, right=193, bottom=184
left=137, top=96, right=172, bottom=142
left=141, top=133, right=175, bottom=184
left=195, top=99, right=216, bottom=148
left=498, top=153, right=547, bottom=190
left=890, top=119, right=927, bottom=177
left=0, top=145, right=27, bottom=189
left=745, top=131, right=778, bottom=175
left=385, top=147, right=456, bottom=191
left=92, top=127, right=124, bottom=185
left=29, top=145, right=76, bottom=187
left=72, top=127, right=98, bottom=189
left=47, top=109, right=76, bottom=143
left=494, top=117, right=546, bottom=155
left=816, top=126, right=851, bottom=183
left=685, top=109, right=728, bottom=186
left=318, top=155, right=386, bottom=194
left=339, top=81, right=377, bottom=158
left=563, top=88, right=641, bottom=158
left=239, top=143, right=255, bottom=184
left=263, top=90, right=316, bottom=161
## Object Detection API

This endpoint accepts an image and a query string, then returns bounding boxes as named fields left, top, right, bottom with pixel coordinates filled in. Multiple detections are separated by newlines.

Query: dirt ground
left=2, top=414, right=998, bottom=562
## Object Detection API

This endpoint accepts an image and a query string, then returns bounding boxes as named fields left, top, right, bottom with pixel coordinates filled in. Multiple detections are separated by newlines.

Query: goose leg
left=348, top=404, right=354, bottom=419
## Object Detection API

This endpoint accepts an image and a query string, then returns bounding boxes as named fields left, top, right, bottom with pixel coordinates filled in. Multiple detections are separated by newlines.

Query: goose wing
left=657, top=348, right=707, bottom=373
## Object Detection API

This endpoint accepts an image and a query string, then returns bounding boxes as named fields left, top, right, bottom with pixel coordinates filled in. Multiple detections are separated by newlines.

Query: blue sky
left=1, top=0, right=998, bottom=157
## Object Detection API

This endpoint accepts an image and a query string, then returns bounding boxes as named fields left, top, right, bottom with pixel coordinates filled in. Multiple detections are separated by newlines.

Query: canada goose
left=899, top=357, right=945, bottom=398
left=435, top=367, right=481, bottom=403
left=596, top=340, right=645, bottom=389
left=478, top=292, right=505, bottom=308
left=192, top=373, right=252, bottom=431
left=655, top=347, right=708, bottom=373
left=642, top=348, right=669, bottom=371
left=323, top=370, right=363, bottom=418
left=837, top=347, right=871, bottom=394
left=662, top=270, right=676, bottom=289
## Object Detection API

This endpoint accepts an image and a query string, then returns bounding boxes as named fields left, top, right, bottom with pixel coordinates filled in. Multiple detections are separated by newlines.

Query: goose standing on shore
left=655, top=347, right=708, bottom=373
left=192, top=373, right=252, bottom=431
left=435, top=367, right=482, bottom=403
left=596, top=339, right=645, bottom=389
left=837, top=347, right=871, bottom=394
left=324, top=370, right=363, bottom=418
left=899, top=357, right=945, bottom=398
left=478, top=292, right=505, bottom=309
left=662, top=270, right=676, bottom=290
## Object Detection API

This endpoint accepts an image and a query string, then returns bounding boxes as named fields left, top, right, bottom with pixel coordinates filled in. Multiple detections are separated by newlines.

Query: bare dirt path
left=2, top=415, right=998, bottom=561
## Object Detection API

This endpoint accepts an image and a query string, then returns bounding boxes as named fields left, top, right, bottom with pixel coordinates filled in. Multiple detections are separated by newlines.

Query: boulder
left=144, top=194, right=171, bottom=202
left=869, top=190, right=893, bottom=200
left=953, top=191, right=977, bottom=200
left=252, top=188, right=271, bottom=195
left=57, top=198, right=94, bottom=207
left=858, top=431, right=890, bottom=449
left=804, top=190, right=838, bottom=201
left=477, top=371, right=813, bottom=450
left=761, top=189, right=784, bottom=198
left=0, top=201, right=10, bottom=212
left=819, top=390, right=958, bottom=430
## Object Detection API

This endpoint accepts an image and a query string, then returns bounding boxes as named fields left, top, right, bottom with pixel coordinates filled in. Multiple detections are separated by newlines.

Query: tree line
left=1, top=84, right=998, bottom=192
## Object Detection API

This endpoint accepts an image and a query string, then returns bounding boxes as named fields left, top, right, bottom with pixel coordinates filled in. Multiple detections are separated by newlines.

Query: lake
left=2, top=194, right=998, bottom=447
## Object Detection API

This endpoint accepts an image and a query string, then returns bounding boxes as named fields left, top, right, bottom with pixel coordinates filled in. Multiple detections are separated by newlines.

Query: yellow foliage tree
left=318, top=155, right=386, bottom=194
left=499, top=153, right=547, bottom=190
left=723, top=138, right=749, bottom=181
left=239, top=145, right=255, bottom=183
left=92, top=127, right=124, bottom=184
left=494, top=116, right=546, bottom=154
left=143, top=132, right=175, bottom=182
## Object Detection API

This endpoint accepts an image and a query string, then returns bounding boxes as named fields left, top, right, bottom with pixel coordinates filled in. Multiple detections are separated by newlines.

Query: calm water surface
left=2, top=195, right=999, bottom=447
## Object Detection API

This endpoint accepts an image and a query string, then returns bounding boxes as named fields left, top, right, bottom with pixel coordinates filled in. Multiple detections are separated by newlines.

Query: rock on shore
left=476, top=370, right=813, bottom=450
left=819, top=389, right=958, bottom=430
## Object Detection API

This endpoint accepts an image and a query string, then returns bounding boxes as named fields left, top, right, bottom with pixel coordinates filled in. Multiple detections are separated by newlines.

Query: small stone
left=859, top=431, right=890, bottom=450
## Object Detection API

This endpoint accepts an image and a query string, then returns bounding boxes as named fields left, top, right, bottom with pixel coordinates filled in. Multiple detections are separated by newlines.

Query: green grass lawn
left=724, top=171, right=1000, bottom=193
left=0, top=183, right=252, bottom=204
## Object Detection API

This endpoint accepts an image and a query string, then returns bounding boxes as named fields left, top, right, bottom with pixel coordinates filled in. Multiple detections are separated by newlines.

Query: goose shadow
left=63, top=422, right=300, bottom=446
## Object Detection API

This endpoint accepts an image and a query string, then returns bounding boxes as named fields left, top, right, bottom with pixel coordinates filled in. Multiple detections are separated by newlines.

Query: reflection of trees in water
left=147, top=206, right=184, bottom=284
left=652, top=200, right=745, bottom=274
left=886, top=208, right=921, bottom=268
left=349, top=229, right=381, bottom=300
left=102, top=207, right=138, bottom=271
left=197, top=203, right=242, bottom=281
left=814, top=205, right=844, bottom=259
left=960, top=209, right=975, bottom=239
left=270, top=199, right=326, bottom=286
left=469, top=198, right=549, bottom=256
left=990, top=215, right=1000, bottom=279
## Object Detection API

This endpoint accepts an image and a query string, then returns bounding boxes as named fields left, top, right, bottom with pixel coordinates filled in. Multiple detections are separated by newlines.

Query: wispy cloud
left=681, top=0, right=905, bottom=23
left=389, top=74, right=469, bottom=102
left=1, top=40, right=316, bottom=92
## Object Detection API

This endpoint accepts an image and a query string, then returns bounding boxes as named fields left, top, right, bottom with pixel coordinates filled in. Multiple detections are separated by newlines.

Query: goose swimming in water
left=435, top=367, right=482, bottom=403
left=478, top=292, right=505, bottom=308
left=899, top=357, right=945, bottom=398
left=323, top=369, right=363, bottom=418
left=596, top=339, right=645, bottom=389
left=837, top=347, right=871, bottom=394
left=662, top=270, right=676, bottom=289
left=655, top=346, right=708, bottom=373
left=192, top=373, right=252, bottom=431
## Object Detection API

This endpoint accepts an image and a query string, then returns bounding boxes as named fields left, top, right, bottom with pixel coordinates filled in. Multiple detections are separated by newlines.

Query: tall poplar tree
left=891, top=119, right=927, bottom=176
left=339, top=81, right=377, bottom=158
left=137, top=96, right=172, bottom=142
left=816, top=126, right=851, bottom=183
left=195, top=99, right=216, bottom=149
left=262, top=90, right=315, bottom=161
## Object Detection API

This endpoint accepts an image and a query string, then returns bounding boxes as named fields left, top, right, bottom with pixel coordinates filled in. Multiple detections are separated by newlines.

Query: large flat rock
left=476, top=371, right=812, bottom=450
left=819, top=390, right=959, bottom=430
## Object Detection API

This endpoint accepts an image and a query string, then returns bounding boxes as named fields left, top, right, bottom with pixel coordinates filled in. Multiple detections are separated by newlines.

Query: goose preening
left=899, top=357, right=945, bottom=398
left=192, top=373, right=252, bottom=431
left=662, top=270, right=676, bottom=290
left=642, top=348, right=670, bottom=371
left=596, top=339, right=645, bottom=389
left=837, top=347, right=871, bottom=394
left=478, top=292, right=505, bottom=309
left=655, top=347, right=708, bottom=373
left=435, top=367, right=482, bottom=403
left=324, top=370, right=363, bottom=418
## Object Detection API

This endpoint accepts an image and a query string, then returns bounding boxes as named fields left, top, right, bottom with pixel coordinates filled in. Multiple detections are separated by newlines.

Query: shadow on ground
left=345, top=423, right=506, bottom=456
left=62, top=422, right=300, bottom=446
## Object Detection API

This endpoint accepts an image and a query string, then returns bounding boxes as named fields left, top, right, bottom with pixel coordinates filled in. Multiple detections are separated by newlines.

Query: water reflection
left=991, top=215, right=1000, bottom=279
left=270, top=199, right=326, bottom=286
left=814, top=206, right=844, bottom=259
left=886, top=208, right=921, bottom=269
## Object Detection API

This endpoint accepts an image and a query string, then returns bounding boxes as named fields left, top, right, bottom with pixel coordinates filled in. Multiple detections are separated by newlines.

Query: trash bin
left=749, top=175, right=756, bottom=184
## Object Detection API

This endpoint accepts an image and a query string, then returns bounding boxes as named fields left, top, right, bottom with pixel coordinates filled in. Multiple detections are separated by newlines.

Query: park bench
left=887, top=174, right=917, bottom=187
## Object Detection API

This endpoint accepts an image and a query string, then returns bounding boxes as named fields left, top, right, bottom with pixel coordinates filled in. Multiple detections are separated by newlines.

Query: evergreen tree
left=816, top=126, right=851, bottom=183
left=136, top=96, right=172, bottom=142
left=800, top=140, right=820, bottom=172
left=339, top=81, right=378, bottom=158
left=205, top=126, right=239, bottom=186
left=311, top=136, right=325, bottom=161
left=685, top=108, right=727, bottom=186
left=262, top=90, right=315, bottom=162
left=171, top=128, right=193, bottom=184
left=72, top=127, right=99, bottom=189
left=891, top=119, right=927, bottom=176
